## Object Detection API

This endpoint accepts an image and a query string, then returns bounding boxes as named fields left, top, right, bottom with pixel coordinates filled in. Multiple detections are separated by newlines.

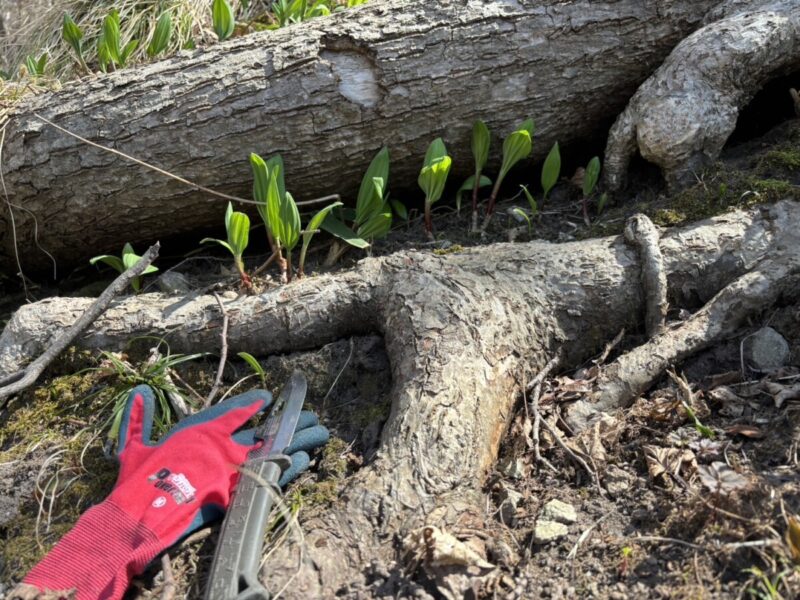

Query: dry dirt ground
left=1, top=111, right=800, bottom=599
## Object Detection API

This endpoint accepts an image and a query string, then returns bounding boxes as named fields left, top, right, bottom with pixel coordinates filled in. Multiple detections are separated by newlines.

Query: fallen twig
left=539, top=413, right=601, bottom=493
left=527, top=355, right=560, bottom=473
left=0, top=243, right=160, bottom=406
left=205, top=293, right=230, bottom=406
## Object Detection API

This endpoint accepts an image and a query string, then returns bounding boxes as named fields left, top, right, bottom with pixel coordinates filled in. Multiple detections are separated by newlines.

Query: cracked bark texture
left=2, top=201, right=797, bottom=596
left=0, top=0, right=719, bottom=272
left=604, top=0, right=800, bottom=191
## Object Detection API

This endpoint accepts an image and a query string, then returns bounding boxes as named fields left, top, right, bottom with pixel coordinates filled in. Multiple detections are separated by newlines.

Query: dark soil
left=1, top=116, right=799, bottom=599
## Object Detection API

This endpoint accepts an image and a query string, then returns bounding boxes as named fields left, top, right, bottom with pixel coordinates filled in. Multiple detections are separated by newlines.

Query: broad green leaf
left=265, top=155, right=286, bottom=203
left=583, top=156, right=601, bottom=197
left=103, top=11, right=122, bottom=65
left=250, top=153, right=269, bottom=225
left=357, top=207, right=391, bottom=240
left=471, top=120, right=490, bottom=172
left=423, top=138, right=448, bottom=168
left=418, top=155, right=452, bottom=206
left=356, top=147, right=389, bottom=224
left=390, top=199, right=408, bottom=221
left=224, top=201, right=233, bottom=231
left=321, top=214, right=370, bottom=249
left=97, top=39, right=111, bottom=72
left=520, top=185, right=538, bottom=216
left=541, top=142, right=560, bottom=199
left=512, top=207, right=532, bottom=232
left=121, top=39, right=139, bottom=65
left=212, top=0, right=235, bottom=41
left=597, top=192, right=609, bottom=214
left=89, top=254, right=125, bottom=273
left=25, top=56, right=38, bottom=76
left=281, top=192, right=301, bottom=251
left=62, top=14, right=83, bottom=58
left=306, top=201, right=343, bottom=235
left=499, top=129, right=531, bottom=180
left=455, top=174, right=491, bottom=213
left=227, top=211, right=250, bottom=257
left=122, top=243, right=158, bottom=274
left=147, top=12, right=172, bottom=57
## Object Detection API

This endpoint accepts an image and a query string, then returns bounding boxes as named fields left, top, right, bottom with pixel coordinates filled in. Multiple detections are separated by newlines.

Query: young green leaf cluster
left=201, top=202, right=253, bottom=289
left=89, top=243, right=159, bottom=292
left=418, top=139, right=453, bottom=238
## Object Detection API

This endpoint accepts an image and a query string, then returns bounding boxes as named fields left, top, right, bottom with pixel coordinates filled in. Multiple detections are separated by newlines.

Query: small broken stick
left=0, top=243, right=160, bottom=406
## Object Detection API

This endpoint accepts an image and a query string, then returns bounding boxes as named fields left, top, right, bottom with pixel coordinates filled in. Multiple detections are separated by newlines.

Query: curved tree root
left=604, top=0, right=800, bottom=190
left=2, top=203, right=799, bottom=595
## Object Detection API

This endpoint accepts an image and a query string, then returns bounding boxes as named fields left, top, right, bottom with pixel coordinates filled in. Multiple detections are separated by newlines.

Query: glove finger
left=117, top=385, right=157, bottom=453
left=294, top=410, right=319, bottom=432
left=284, top=425, right=329, bottom=456
left=161, top=389, right=272, bottom=443
left=279, top=451, right=310, bottom=488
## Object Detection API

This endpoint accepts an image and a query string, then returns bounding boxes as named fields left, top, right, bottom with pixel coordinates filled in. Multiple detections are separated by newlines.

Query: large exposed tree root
left=2, top=202, right=798, bottom=595
left=604, top=0, right=800, bottom=190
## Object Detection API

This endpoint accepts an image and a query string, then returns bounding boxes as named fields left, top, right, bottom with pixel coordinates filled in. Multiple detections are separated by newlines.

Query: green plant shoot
left=99, top=10, right=138, bottom=70
left=470, top=120, right=490, bottom=221
left=581, top=156, right=602, bottom=225
left=147, top=12, right=173, bottom=57
left=541, top=141, right=561, bottom=200
left=201, top=202, right=252, bottom=289
left=62, top=14, right=88, bottom=71
left=24, top=53, right=48, bottom=77
left=89, top=243, right=159, bottom=292
left=265, top=166, right=301, bottom=281
left=418, top=138, right=452, bottom=237
left=485, top=118, right=534, bottom=219
left=299, top=201, right=342, bottom=276
left=213, top=0, right=235, bottom=41
left=237, top=352, right=266, bottom=386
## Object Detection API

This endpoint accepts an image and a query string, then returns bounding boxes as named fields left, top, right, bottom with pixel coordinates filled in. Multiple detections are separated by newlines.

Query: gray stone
left=156, top=271, right=192, bottom=294
left=499, top=456, right=525, bottom=480
left=498, top=486, right=523, bottom=525
left=533, top=520, right=569, bottom=544
left=744, top=327, right=790, bottom=371
left=540, top=499, right=577, bottom=524
left=604, top=465, right=634, bottom=497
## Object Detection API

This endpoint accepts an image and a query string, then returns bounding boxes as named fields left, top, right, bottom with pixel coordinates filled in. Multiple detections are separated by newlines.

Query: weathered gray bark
left=2, top=201, right=797, bottom=596
left=604, top=0, right=800, bottom=190
left=0, top=0, right=719, bottom=273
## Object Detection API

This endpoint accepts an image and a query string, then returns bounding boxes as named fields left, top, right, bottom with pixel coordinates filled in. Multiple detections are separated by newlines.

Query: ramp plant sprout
left=201, top=202, right=253, bottom=290
left=418, top=138, right=453, bottom=239
left=89, top=243, right=159, bottom=292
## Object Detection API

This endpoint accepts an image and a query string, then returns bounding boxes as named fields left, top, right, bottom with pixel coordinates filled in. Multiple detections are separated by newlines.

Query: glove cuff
left=24, top=500, right=162, bottom=600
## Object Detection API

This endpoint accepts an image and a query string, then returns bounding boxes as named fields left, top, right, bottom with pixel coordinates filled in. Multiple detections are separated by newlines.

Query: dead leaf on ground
left=705, top=371, right=742, bottom=388
left=643, top=445, right=697, bottom=481
left=709, top=386, right=748, bottom=418
left=724, top=424, right=764, bottom=439
left=403, top=526, right=495, bottom=571
left=765, top=382, right=800, bottom=409
left=697, top=461, right=750, bottom=495
left=786, top=515, right=800, bottom=564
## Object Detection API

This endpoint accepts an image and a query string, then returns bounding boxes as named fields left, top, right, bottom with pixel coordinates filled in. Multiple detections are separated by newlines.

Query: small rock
left=604, top=465, right=634, bottom=497
left=533, top=520, right=569, bottom=544
left=744, top=327, right=790, bottom=371
left=498, top=486, right=523, bottom=526
left=540, top=499, right=577, bottom=524
left=499, top=456, right=525, bottom=480
left=156, top=271, right=192, bottom=294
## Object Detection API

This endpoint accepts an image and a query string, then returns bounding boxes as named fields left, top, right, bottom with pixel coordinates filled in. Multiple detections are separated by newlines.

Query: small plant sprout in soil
left=201, top=202, right=253, bottom=291
left=89, top=243, right=159, bottom=293
left=481, top=118, right=534, bottom=232
left=465, top=119, right=492, bottom=229
left=418, top=138, right=453, bottom=240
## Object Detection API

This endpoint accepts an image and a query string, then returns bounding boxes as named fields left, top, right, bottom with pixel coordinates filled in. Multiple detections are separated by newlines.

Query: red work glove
left=20, top=385, right=272, bottom=600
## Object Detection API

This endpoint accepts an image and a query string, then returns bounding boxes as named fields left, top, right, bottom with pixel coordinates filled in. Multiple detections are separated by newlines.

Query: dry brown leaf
left=710, top=386, right=747, bottom=417
left=724, top=424, right=764, bottom=439
left=786, top=515, right=800, bottom=564
left=643, top=445, right=697, bottom=481
left=706, top=371, right=742, bottom=388
left=403, top=526, right=494, bottom=570
left=697, top=462, right=750, bottom=495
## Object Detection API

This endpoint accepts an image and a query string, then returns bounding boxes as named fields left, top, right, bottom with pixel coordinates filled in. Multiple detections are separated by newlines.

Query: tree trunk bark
left=3, top=201, right=799, bottom=596
left=0, top=0, right=718, bottom=273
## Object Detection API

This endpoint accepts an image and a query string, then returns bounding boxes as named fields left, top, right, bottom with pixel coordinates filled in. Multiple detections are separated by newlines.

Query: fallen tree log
left=0, top=0, right=718, bottom=273
left=3, top=200, right=798, bottom=597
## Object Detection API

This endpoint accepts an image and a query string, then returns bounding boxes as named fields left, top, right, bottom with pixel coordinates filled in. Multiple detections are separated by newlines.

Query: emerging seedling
left=468, top=120, right=492, bottom=230
left=24, top=53, right=48, bottom=77
left=265, top=165, right=301, bottom=282
left=147, top=12, right=173, bottom=57
left=581, top=156, right=601, bottom=226
left=541, top=141, right=561, bottom=202
left=212, top=0, right=235, bottom=41
left=299, top=201, right=342, bottom=276
left=201, top=202, right=253, bottom=290
left=62, top=13, right=89, bottom=73
left=237, top=351, right=266, bottom=386
left=482, top=118, right=534, bottom=231
left=98, top=10, right=139, bottom=71
left=418, top=138, right=452, bottom=239
left=90, top=242, right=159, bottom=292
